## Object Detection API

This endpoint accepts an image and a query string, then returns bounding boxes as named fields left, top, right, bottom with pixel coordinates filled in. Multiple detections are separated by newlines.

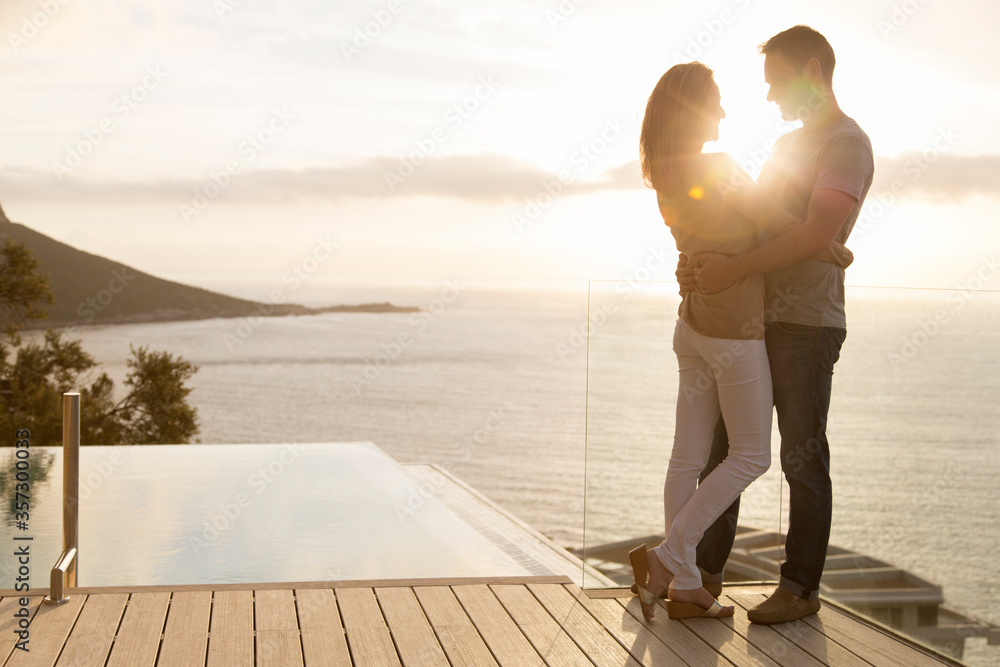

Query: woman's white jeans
left=653, top=317, right=772, bottom=590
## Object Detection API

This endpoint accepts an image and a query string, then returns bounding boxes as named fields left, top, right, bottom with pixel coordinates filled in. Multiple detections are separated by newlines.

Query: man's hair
left=759, top=25, right=835, bottom=85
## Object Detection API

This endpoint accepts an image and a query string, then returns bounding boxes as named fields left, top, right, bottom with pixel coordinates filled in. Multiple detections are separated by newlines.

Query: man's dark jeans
left=695, top=321, right=847, bottom=601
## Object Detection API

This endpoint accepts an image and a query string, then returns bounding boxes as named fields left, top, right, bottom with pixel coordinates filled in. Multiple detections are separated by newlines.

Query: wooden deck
left=0, top=579, right=960, bottom=666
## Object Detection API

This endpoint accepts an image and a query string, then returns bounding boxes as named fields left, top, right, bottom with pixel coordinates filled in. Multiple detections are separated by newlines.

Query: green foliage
left=0, top=237, right=54, bottom=341
left=115, top=345, right=199, bottom=444
left=0, top=239, right=200, bottom=445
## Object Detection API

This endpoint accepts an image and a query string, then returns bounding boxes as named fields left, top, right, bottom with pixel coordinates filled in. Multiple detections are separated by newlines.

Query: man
left=685, top=25, right=874, bottom=624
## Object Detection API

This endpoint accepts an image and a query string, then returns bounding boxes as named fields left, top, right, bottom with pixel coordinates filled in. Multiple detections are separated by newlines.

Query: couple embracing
left=630, top=25, right=873, bottom=624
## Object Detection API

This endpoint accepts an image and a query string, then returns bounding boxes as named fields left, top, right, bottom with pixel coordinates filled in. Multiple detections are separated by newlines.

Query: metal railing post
left=44, top=392, right=80, bottom=605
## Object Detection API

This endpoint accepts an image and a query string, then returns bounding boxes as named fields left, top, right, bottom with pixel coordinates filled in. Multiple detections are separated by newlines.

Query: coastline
left=26, top=301, right=423, bottom=330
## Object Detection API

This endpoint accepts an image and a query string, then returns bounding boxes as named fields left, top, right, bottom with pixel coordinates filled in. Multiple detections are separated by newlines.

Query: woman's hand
left=691, top=252, right=738, bottom=295
left=676, top=254, right=696, bottom=295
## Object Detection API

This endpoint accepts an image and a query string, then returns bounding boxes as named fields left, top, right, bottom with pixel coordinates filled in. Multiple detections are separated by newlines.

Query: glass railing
left=582, top=280, right=1000, bottom=666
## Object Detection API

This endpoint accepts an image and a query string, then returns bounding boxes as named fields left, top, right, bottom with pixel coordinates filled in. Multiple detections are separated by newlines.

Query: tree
left=0, top=237, right=53, bottom=341
left=109, top=345, right=199, bottom=444
left=0, top=238, right=200, bottom=445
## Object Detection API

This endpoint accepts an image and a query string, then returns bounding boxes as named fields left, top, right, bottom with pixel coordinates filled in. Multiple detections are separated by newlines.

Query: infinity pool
left=0, top=442, right=561, bottom=588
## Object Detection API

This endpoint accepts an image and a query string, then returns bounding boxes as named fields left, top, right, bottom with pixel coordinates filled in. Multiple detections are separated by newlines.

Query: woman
left=629, top=62, right=852, bottom=620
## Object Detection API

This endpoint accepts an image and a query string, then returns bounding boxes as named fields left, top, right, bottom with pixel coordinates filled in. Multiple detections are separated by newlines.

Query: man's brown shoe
left=747, top=586, right=820, bottom=624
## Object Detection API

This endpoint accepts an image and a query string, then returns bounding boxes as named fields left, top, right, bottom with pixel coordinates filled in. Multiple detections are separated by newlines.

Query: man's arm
left=694, top=188, right=857, bottom=294
left=724, top=176, right=854, bottom=269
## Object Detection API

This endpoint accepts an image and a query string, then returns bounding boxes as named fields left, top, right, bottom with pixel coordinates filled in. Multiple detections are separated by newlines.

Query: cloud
left=335, top=44, right=562, bottom=89
left=0, top=154, right=642, bottom=207
left=872, top=153, right=1000, bottom=202
left=3, top=153, right=997, bottom=209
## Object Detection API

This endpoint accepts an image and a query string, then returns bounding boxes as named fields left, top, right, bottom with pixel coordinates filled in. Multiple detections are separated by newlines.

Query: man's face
left=763, top=51, right=810, bottom=121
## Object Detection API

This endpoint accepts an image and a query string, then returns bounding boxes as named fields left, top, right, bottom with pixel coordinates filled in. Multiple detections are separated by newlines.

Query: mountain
left=0, top=207, right=417, bottom=328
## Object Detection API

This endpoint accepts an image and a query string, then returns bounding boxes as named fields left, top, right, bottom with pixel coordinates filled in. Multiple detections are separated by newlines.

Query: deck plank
left=527, top=583, right=642, bottom=667
left=207, top=590, right=255, bottom=667
left=105, top=592, right=170, bottom=667
left=0, top=596, right=44, bottom=664
left=491, top=584, right=594, bottom=666
left=413, top=585, right=499, bottom=667
left=730, top=593, right=874, bottom=667
left=157, top=591, right=213, bottom=667
left=452, top=584, right=544, bottom=667
left=254, top=589, right=304, bottom=667
left=4, top=594, right=84, bottom=667
left=375, top=587, right=449, bottom=666
left=612, top=593, right=730, bottom=666
left=674, top=595, right=783, bottom=667
left=568, top=585, right=714, bottom=666
left=54, top=593, right=128, bottom=667
left=0, top=581, right=959, bottom=667
left=803, top=601, right=948, bottom=667
left=295, top=588, right=352, bottom=667
left=336, top=587, right=402, bottom=667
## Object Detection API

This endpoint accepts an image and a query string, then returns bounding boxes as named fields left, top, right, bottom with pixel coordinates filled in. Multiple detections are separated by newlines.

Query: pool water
left=0, top=443, right=545, bottom=588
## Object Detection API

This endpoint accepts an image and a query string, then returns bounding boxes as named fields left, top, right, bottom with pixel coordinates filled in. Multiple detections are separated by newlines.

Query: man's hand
left=676, top=254, right=695, bottom=295
left=692, top=252, right=737, bottom=295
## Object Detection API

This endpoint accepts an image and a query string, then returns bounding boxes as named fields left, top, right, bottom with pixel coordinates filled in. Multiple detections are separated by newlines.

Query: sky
left=1, top=0, right=998, bottom=305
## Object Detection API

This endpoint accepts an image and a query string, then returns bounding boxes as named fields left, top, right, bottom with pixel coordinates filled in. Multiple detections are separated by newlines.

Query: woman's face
left=701, top=83, right=726, bottom=143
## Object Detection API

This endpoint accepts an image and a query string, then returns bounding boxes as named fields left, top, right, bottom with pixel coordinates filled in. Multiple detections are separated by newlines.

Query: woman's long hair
left=639, top=62, right=716, bottom=195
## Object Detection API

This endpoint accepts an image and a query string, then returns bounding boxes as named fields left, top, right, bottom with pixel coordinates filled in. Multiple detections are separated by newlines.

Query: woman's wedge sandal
left=665, top=598, right=729, bottom=619
left=630, top=580, right=723, bottom=599
left=629, top=545, right=674, bottom=621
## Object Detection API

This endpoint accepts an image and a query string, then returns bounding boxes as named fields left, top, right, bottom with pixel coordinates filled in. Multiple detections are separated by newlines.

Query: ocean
left=31, top=282, right=1000, bottom=664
